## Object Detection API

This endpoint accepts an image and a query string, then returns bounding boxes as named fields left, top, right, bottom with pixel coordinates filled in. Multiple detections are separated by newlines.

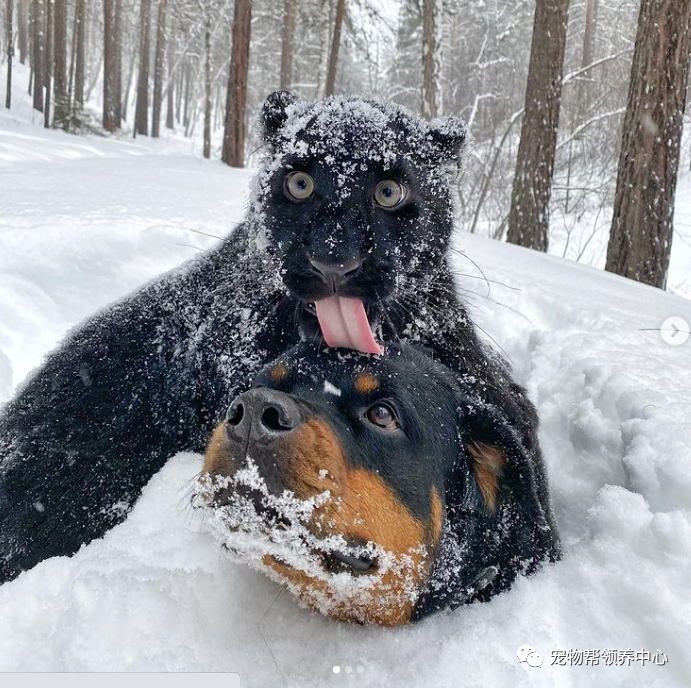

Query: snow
left=2, top=85, right=691, bottom=686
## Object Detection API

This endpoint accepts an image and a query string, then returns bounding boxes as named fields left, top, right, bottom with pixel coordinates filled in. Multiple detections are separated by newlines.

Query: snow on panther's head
left=249, top=92, right=469, bottom=353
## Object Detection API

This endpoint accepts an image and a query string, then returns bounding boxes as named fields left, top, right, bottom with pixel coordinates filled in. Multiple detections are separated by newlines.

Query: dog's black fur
left=0, top=92, right=542, bottom=584
left=201, top=342, right=560, bottom=624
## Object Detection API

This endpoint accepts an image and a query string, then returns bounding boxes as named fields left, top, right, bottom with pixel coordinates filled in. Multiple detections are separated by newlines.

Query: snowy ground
left=1, top=87, right=691, bottom=686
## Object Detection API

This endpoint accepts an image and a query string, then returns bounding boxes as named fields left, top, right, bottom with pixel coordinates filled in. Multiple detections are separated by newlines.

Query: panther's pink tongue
left=314, top=296, right=384, bottom=355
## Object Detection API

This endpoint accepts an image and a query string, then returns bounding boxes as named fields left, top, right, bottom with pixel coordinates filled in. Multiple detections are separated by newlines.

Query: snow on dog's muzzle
left=197, top=397, right=443, bottom=626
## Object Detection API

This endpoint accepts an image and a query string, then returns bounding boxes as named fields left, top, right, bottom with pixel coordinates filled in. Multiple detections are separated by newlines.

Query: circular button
left=661, top=316, right=690, bottom=347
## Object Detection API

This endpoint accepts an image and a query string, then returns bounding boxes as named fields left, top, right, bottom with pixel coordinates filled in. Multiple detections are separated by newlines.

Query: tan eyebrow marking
left=269, top=363, right=290, bottom=382
left=354, top=373, right=379, bottom=394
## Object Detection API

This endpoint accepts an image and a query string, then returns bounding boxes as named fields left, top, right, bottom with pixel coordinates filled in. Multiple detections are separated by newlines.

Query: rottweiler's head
left=251, top=92, right=468, bottom=352
left=199, top=344, right=558, bottom=626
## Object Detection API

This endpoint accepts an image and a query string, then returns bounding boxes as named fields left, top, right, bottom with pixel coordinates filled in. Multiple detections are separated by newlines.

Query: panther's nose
left=225, top=388, right=302, bottom=447
left=309, top=255, right=363, bottom=291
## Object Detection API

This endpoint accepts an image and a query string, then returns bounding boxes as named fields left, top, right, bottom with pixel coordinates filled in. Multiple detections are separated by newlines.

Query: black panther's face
left=255, top=93, right=468, bottom=353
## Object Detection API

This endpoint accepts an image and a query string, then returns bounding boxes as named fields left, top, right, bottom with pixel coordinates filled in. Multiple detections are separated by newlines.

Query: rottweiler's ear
left=428, top=116, right=469, bottom=163
left=466, top=441, right=505, bottom=513
left=458, top=400, right=549, bottom=529
left=262, top=91, right=299, bottom=143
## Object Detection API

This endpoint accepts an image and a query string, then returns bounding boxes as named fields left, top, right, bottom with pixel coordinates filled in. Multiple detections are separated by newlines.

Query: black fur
left=0, top=93, right=539, bottom=583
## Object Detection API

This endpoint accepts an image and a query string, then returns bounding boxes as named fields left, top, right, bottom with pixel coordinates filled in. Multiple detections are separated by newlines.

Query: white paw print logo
left=517, top=645, right=544, bottom=668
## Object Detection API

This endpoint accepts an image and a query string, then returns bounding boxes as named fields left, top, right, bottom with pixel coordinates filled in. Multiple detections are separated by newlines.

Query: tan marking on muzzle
left=203, top=421, right=236, bottom=476
left=263, top=418, right=441, bottom=626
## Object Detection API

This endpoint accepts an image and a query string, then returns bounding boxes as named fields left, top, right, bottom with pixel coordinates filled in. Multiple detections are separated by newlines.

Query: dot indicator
left=357, top=666, right=364, bottom=673
left=345, top=666, right=352, bottom=674
left=333, top=666, right=340, bottom=674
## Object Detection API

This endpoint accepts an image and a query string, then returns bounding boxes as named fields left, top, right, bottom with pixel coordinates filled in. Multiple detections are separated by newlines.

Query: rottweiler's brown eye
left=374, top=180, right=406, bottom=208
left=285, top=171, right=315, bottom=200
left=366, top=403, right=399, bottom=430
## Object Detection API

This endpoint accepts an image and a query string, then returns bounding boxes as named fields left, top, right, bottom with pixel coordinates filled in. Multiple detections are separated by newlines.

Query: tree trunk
left=73, top=0, right=84, bottom=107
left=31, top=0, right=44, bottom=112
left=203, top=25, right=211, bottom=159
left=324, top=0, right=345, bottom=96
left=314, top=0, right=332, bottom=99
left=122, top=26, right=137, bottom=122
left=134, top=0, right=151, bottom=137
left=165, top=19, right=175, bottom=129
left=17, top=0, right=27, bottom=64
left=175, top=56, right=183, bottom=123
left=280, top=0, right=298, bottom=91
left=582, top=0, right=598, bottom=70
left=68, top=4, right=77, bottom=113
left=222, top=0, right=252, bottom=167
left=576, top=0, right=598, bottom=121
left=103, top=0, right=118, bottom=132
left=422, top=0, right=443, bottom=119
left=151, top=0, right=167, bottom=138
left=114, top=0, right=122, bottom=124
left=605, top=0, right=691, bottom=289
left=5, top=0, right=13, bottom=109
left=506, top=0, right=570, bottom=252
left=52, top=0, right=68, bottom=129
left=182, top=59, right=191, bottom=129
left=43, top=0, right=51, bottom=128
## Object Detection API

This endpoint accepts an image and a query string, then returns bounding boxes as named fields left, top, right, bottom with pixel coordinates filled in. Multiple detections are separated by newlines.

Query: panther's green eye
left=285, top=171, right=315, bottom=200
left=374, top=180, right=406, bottom=208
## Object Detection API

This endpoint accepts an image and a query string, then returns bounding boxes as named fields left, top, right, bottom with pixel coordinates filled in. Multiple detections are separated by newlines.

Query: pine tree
left=73, top=0, right=85, bottom=108
left=17, top=0, right=27, bottom=64
left=103, top=0, right=119, bottom=132
left=52, top=0, right=68, bottom=129
left=31, top=0, right=44, bottom=112
left=506, top=0, right=571, bottom=252
left=222, top=0, right=252, bottom=167
left=325, top=0, right=345, bottom=96
left=280, top=0, right=298, bottom=90
left=43, top=0, right=52, bottom=128
left=152, top=0, right=167, bottom=138
left=165, top=16, right=175, bottom=130
left=421, top=0, right=443, bottom=119
left=134, top=0, right=152, bottom=136
left=605, top=0, right=691, bottom=288
left=203, top=21, right=211, bottom=158
left=5, top=0, right=13, bottom=109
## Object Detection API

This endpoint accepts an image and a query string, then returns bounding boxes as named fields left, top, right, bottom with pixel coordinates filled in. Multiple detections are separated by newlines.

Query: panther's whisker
left=447, top=247, right=493, bottom=297
left=377, top=294, right=402, bottom=345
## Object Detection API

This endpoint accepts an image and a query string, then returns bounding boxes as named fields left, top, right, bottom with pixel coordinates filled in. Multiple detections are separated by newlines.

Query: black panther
left=0, top=92, right=545, bottom=583
left=199, top=342, right=560, bottom=625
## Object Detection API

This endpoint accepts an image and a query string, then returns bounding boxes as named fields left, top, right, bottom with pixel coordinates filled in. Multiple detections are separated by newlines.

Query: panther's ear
left=262, top=91, right=299, bottom=143
left=429, top=116, right=469, bottom=163
left=457, top=399, right=549, bottom=529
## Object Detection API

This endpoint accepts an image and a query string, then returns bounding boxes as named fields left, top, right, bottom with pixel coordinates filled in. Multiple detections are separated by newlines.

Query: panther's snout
left=308, top=254, right=363, bottom=293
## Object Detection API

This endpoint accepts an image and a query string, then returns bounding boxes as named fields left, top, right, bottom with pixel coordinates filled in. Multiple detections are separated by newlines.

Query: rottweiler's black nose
left=309, top=255, right=363, bottom=290
left=226, top=388, right=302, bottom=446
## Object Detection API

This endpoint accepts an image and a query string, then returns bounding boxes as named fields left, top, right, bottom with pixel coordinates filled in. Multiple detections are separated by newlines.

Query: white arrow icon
left=661, top=317, right=690, bottom=347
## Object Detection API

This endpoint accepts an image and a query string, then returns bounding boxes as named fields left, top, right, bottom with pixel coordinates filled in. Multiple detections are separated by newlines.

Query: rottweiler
left=199, top=343, right=560, bottom=626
